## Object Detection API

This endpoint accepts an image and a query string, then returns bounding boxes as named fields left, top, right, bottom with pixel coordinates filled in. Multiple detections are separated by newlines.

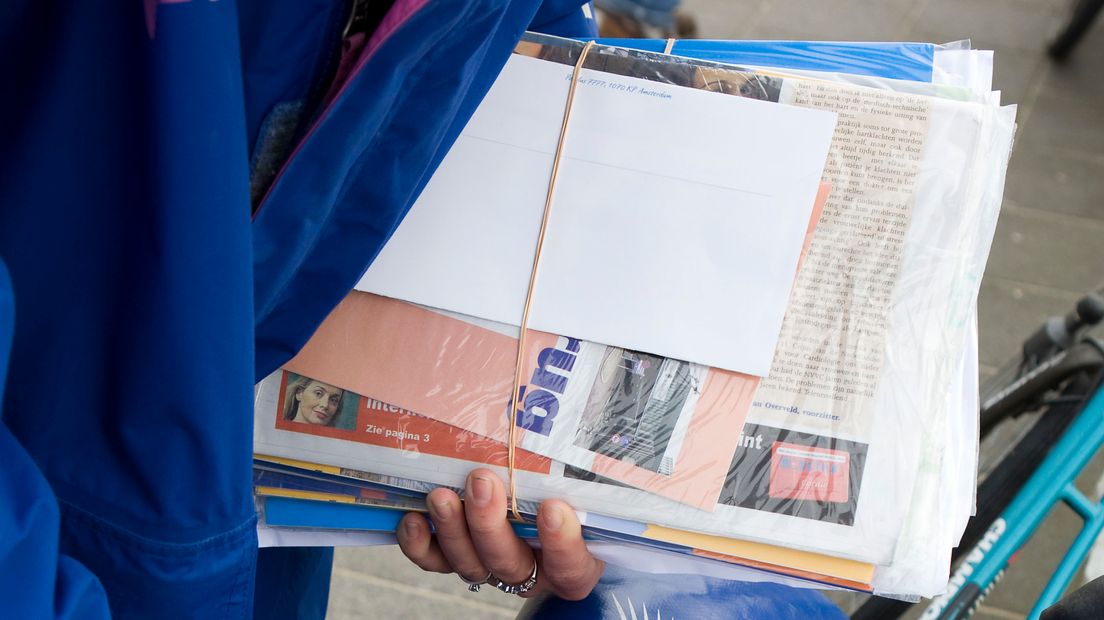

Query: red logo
left=768, top=442, right=849, bottom=503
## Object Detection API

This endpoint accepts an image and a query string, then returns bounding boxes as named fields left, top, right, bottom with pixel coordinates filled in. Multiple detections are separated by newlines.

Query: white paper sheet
left=358, top=53, right=836, bottom=376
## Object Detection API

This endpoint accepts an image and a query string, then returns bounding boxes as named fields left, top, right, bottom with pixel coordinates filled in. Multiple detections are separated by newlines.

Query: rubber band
left=505, top=40, right=596, bottom=521
left=664, top=38, right=677, bottom=55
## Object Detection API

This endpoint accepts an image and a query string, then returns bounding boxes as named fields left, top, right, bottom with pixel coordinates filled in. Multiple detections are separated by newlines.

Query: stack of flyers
left=253, top=32, right=1016, bottom=600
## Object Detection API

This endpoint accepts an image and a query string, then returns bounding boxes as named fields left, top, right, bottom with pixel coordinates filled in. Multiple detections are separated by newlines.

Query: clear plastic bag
left=254, top=34, right=1017, bottom=596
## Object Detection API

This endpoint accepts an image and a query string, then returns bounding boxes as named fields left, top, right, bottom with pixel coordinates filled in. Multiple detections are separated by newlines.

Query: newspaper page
left=520, top=36, right=1000, bottom=563
left=754, top=81, right=929, bottom=439
left=283, top=291, right=756, bottom=511
left=717, top=79, right=1004, bottom=565
left=263, top=37, right=1005, bottom=565
left=721, top=81, right=931, bottom=526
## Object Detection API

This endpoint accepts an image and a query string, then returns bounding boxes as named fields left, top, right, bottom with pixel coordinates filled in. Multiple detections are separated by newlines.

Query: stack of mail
left=252, top=33, right=1015, bottom=600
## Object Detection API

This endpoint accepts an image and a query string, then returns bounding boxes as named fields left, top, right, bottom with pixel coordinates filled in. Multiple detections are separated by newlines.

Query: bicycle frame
left=922, top=383, right=1104, bottom=619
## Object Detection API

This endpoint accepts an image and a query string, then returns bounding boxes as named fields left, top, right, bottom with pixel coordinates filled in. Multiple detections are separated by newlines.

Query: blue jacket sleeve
left=0, top=261, right=111, bottom=620
left=1, top=2, right=258, bottom=618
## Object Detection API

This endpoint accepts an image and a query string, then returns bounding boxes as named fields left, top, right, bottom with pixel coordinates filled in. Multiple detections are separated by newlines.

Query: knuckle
left=453, top=560, right=488, bottom=581
left=429, top=511, right=467, bottom=538
left=548, top=565, right=586, bottom=589
left=487, top=555, right=529, bottom=582
left=556, top=584, right=593, bottom=602
left=430, top=527, right=459, bottom=548
left=427, top=493, right=461, bottom=525
left=551, top=572, right=596, bottom=601
left=547, top=559, right=601, bottom=601
left=465, top=517, right=499, bottom=538
left=427, top=487, right=456, bottom=503
left=433, top=530, right=474, bottom=559
left=538, top=531, right=571, bottom=553
left=412, top=555, right=450, bottom=574
left=435, top=540, right=485, bottom=577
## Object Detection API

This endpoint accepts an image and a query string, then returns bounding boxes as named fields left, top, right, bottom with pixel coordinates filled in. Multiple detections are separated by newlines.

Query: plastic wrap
left=942, top=316, right=980, bottom=550
left=589, top=38, right=942, bottom=82
left=931, top=47, right=994, bottom=93
left=598, top=49, right=993, bottom=570
left=594, top=38, right=995, bottom=95
left=254, top=33, right=1016, bottom=596
left=604, top=31, right=1002, bottom=595
left=568, top=38, right=995, bottom=589
left=869, top=102, right=1015, bottom=598
left=751, top=67, right=988, bottom=102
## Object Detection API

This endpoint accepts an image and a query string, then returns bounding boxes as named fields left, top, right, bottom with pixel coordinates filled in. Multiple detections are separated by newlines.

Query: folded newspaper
left=253, top=33, right=1016, bottom=600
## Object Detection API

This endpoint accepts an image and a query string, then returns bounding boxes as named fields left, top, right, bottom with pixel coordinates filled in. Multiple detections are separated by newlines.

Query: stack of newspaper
left=252, top=33, right=1016, bottom=599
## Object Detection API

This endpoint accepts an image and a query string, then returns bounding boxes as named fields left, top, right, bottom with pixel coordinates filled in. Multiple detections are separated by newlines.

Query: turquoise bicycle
left=853, top=291, right=1104, bottom=619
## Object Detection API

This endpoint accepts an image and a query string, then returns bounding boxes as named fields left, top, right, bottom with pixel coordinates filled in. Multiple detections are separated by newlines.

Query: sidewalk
left=328, top=1, right=1104, bottom=617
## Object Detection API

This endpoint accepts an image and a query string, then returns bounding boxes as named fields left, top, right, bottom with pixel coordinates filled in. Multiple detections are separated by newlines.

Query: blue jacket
left=0, top=2, right=593, bottom=618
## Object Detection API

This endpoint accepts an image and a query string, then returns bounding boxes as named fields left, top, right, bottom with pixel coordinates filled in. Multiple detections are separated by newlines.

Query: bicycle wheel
left=851, top=373, right=1096, bottom=619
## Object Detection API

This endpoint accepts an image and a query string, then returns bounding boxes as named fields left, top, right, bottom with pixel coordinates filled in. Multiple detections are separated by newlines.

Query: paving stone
left=1043, top=18, right=1104, bottom=102
left=1015, top=86, right=1104, bottom=159
left=974, top=606, right=1037, bottom=620
left=991, top=0, right=1067, bottom=12
left=680, top=0, right=761, bottom=39
left=1004, top=146, right=1104, bottom=220
left=746, top=0, right=914, bottom=41
left=977, top=276, right=1078, bottom=368
left=332, top=546, right=526, bottom=611
left=327, top=566, right=521, bottom=620
left=898, top=601, right=1028, bottom=620
left=909, top=0, right=1064, bottom=52
left=983, top=202, right=1104, bottom=295
left=981, top=41, right=1047, bottom=105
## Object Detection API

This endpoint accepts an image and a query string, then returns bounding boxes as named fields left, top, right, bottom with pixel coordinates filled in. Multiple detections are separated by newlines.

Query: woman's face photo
left=294, top=381, right=344, bottom=425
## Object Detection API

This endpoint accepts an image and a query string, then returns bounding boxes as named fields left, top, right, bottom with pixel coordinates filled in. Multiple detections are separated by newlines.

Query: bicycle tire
left=1048, top=0, right=1104, bottom=60
left=851, top=373, right=1095, bottom=619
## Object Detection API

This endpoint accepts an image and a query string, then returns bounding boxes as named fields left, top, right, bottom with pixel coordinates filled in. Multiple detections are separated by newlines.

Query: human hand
left=397, top=468, right=605, bottom=600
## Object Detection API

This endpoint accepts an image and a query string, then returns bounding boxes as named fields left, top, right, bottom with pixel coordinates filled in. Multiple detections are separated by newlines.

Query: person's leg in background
left=593, top=0, right=697, bottom=38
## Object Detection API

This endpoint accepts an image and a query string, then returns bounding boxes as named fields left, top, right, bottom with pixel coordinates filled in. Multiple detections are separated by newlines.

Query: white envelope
left=358, top=54, right=836, bottom=375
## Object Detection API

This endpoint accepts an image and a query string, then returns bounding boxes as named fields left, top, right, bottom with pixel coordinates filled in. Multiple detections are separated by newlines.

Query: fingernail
left=404, top=518, right=421, bottom=537
left=469, top=475, right=492, bottom=507
left=543, top=504, right=564, bottom=532
left=431, top=498, right=454, bottom=518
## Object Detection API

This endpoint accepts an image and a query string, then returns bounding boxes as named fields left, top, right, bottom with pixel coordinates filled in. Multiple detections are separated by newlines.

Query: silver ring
left=487, top=562, right=539, bottom=595
left=458, top=571, right=493, bottom=593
